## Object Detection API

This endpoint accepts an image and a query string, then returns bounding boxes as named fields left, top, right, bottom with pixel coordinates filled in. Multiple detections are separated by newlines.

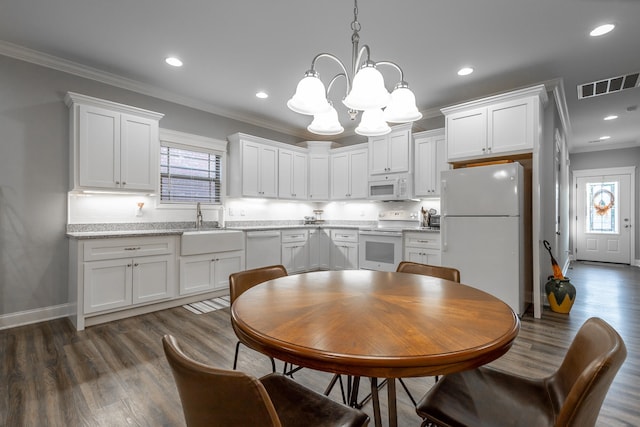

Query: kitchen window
left=159, top=138, right=224, bottom=204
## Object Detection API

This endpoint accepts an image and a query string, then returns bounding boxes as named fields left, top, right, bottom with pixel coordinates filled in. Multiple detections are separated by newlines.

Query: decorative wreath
left=593, top=189, right=614, bottom=216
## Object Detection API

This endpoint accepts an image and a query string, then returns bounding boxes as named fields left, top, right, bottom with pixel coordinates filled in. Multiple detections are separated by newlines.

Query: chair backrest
left=550, top=317, right=627, bottom=427
left=396, top=261, right=461, bottom=283
left=229, top=264, right=288, bottom=304
left=162, top=335, right=282, bottom=427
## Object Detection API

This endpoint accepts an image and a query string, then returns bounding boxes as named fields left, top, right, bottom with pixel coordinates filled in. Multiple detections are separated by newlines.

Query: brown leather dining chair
left=396, top=261, right=461, bottom=283
left=415, top=317, right=627, bottom=427
left=229, top=264, right=288, bottom=372
left=162, top=335, right=370, bottom=427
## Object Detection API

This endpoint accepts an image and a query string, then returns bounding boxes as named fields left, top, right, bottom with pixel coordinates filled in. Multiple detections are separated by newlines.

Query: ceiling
left=1, top=0, right=639, bottom=153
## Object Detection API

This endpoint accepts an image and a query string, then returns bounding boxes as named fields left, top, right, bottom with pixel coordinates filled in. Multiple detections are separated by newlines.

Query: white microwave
left=368, top=174, right=412, bottom=200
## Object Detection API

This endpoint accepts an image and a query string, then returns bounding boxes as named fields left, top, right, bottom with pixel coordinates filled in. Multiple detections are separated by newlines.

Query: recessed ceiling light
left=604, top=115, right=618, bottom=121
left=457, top=67, right=474, bottom=76
left=256, top=91, right=269, bottom=99
left=599, top=135, right=611, bottom=140
left=590, top=24, right=615, bottom=37
left=165, top=57, right=183, bottom=67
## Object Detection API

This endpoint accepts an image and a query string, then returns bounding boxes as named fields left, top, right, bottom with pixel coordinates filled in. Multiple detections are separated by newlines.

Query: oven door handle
left=359, top=230, right=403, bottom=237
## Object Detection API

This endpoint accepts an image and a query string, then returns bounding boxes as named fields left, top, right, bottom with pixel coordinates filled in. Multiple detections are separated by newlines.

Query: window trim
left=157, top=129, right=227, bottom=208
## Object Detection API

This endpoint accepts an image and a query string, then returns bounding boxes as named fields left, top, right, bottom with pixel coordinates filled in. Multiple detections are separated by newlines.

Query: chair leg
left=234, top=340, right=276, bottom=373
left=370, top=377, right=382, bottom=427
left=398, top=378, right=417, bottom=406
left=232, top=341, right=241, bottom=370
left=324, top=374, right=347, bottom=404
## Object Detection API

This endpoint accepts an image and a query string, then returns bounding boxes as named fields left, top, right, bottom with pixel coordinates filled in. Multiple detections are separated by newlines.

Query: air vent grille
left=578, top=72, right=639, bottom=99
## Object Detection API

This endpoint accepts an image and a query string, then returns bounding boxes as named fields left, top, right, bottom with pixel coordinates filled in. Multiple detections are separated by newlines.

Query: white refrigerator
left=441, top=162, right=525, bottom=315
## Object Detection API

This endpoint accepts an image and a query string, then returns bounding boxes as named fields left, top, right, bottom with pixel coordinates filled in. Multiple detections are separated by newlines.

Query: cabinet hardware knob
left=134, top=263, right=139, bottom=267
left=127, top=264, right=132, bottom=267
left=122, top=182, right=126, bottom=185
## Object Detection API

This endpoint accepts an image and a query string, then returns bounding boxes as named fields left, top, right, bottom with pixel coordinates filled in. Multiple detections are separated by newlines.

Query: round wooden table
left=231, top=270, right=520, bottom=426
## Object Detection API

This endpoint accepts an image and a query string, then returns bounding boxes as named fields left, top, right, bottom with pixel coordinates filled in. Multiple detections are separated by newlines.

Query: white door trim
left=572, top=166, right=636, bottom=265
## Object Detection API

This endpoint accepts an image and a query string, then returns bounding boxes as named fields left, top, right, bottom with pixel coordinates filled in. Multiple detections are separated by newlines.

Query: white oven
left=359, top=229, right=403, bottom=272
left=359, top=209, right=419, bottom=272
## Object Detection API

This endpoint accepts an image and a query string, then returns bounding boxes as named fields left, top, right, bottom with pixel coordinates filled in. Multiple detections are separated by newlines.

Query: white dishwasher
left=245, top=230, right=281, bottom=270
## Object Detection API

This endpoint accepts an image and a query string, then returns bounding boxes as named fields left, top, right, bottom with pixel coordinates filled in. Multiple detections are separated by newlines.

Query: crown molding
left=0, top=40, right=306, bottom=138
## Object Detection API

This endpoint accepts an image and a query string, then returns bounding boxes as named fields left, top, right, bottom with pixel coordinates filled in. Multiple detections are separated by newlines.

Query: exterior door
left=575, top=169, right=633, bottom=263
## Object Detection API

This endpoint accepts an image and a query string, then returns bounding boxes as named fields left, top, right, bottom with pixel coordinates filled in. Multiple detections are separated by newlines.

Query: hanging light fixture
left=287, top=0, right=422, bottom=136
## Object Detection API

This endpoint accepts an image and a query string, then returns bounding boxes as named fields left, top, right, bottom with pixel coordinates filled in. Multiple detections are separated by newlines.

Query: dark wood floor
left=1, top=261, right=638, bottom=426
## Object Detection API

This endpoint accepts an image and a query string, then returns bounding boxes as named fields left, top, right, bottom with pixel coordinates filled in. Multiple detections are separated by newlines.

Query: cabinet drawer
left=83, top=236, right=175, bottom=261
left=404, top=232, right=441, bottom=249
left=281, top=229, right=308, bottom=243
left=331, top=229, right=358, bottom=242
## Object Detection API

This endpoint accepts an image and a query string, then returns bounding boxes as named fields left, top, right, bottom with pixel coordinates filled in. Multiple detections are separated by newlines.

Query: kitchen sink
left=181, top=229, right=244, bottom=255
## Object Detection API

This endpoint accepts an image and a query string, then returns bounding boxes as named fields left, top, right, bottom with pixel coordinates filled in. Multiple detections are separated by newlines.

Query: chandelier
left=287, top=0, right=422, bottom=137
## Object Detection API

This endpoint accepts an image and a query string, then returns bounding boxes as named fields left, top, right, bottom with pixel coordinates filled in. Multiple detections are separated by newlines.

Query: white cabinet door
left=331, top=147, right=368, bottom=200
left=84, top=258, right=132, bottom=314
left=415, top=130, right=448, bottom=197
left=488, top=97, right=534, bottom=155
left=332, top=242, right=358, bottom=270
left=241, top=142, right=278, bottom=197
left=404, top=247, right=441, bottom=266
left=388, top=127, right=411, bottom=173
left=120, top=113, right=159, bottom=192
left=179, top=254, right=215, bottom=295
left=330, top=152, right=350, bottom=199
left=368, top=125, right=411, bottom=175
left=180, top=251, right=244, bottom=295
left=213, top=251, right=244, bottom=291
left=279, top=149, right=307, bottom=199
left=308, top=154, right=329, bottom=200
left=74, top=99, right=160, bottom=192
left=132, top=254, right=174, bottom=304
left=259, top=145, right=278, bottom=198
left=369, top=135, right=390, bottom=175
left=282, top=242, right=309, bottom=273
left=79, top=104, right=120, bottom=189
left=446, top=107, right=487, bottom=161
left=414, top=136, right=437, bottom=196
left=349, top=149, right=369, bottom=199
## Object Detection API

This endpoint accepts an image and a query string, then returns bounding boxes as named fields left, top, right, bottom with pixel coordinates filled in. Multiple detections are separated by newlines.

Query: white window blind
left=160, top=146, right=222, bottom=203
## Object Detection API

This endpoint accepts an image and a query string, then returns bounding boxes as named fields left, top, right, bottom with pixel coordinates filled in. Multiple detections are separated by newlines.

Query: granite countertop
left=66, top=221, right=439, bottom=239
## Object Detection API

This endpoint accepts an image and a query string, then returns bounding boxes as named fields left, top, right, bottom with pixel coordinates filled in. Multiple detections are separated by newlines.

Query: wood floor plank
left=0, top=261, right=638, bottom=426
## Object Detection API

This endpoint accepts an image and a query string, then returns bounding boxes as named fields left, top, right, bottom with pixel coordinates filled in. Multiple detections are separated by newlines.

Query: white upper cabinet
left=227, top=133, right=279, bottom=198
left=66, top=92, right=163, bottom=192
left=308, top=154, right=330, bottom=200
left=442, top=85, right=547, bottom=162
left=330, top=145, right=368, bottom=200
left=414, top=128, right=448, bottom=197
left=368, top=123, right=412, bottom=175
left=278, top=148, right=308, bottom=200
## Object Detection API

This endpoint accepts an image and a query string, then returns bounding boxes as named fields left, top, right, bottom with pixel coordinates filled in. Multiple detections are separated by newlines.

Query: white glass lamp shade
left=383, top=86, right=423, bottom=123
left=343, top=66, right=391, bottom=111
left=287, top=74, right=331, bottom=115
left=307, top=106, right=344, bottom=135
left=355, top=109, right=391, bottom=136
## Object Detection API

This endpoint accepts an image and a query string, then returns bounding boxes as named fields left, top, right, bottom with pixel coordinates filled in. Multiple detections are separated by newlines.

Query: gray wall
left=0, top=54, right=301, bottom=318
left=569, top=146, right=640, bottom=256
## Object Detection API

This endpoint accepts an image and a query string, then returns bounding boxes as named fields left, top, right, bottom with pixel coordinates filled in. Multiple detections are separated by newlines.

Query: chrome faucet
left=196, top=202, right=203, bottom=229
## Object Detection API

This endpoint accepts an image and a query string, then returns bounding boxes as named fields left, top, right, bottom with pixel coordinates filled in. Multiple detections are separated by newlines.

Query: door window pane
left=586, top=181, right=617, bottom=234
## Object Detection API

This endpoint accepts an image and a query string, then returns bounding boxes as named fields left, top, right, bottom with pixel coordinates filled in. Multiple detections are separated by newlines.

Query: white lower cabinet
left=403, top=232, right=441, bottom=266
left=308, top=228, right=331, bottom=270
left=84, top=254, right=173, bottom=314
left=330, top=229, right=359, bottom=270
left=70, top=236, right=178, bottom=330
left=179, top=250, right=244, bottom=295
left=281, top=230, right=309, bottom=273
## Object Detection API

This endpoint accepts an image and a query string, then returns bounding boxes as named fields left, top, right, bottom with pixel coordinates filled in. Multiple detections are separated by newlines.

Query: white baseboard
left=0, top=303, right=74, bottom=331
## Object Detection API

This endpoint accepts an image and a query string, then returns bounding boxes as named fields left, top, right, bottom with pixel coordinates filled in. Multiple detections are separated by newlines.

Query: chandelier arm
left=353, top=45, right=371, bottom=74
left=326, top=73, right=347, bottom=97
left=375, top=60, right=406, bottom=84
left=310, top=53, right=352, bottom=94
